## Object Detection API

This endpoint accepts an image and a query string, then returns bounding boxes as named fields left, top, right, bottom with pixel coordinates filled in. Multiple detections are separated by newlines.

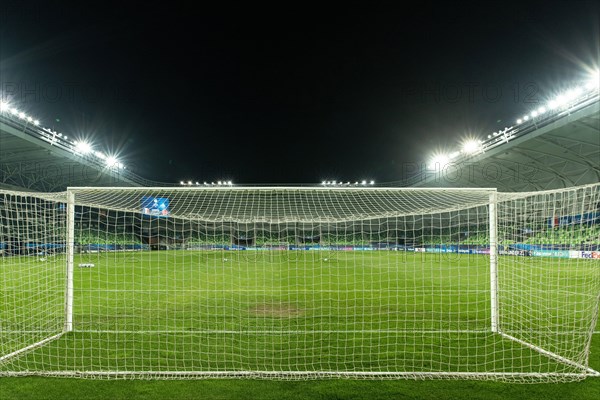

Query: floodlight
left=585, top=71, right=599, bottom=90
left=523, top=115, right=529, bottom=121
left=568, top=87, right=583, bottom=100
left=26, top=116, right=33, bottom=122
left=462, top=140, right=481, bottom=154
left=227, top=181, right=232, bottom=185
left=180, top=181, right=184, bottom=185
left=75, top=141, right=93, bottom=154
left=556, top=95, right=567, bottom=106
left=585, top=81, right=596, bottom=91
left=188, top=181, right=192, bottom=185
left=33, top=120, right=39, bottom=126
left=195, top=182, right=199, bottom=185
left=564, top=89, right=577, bottom=102
left=106, top=156, right=118, bottom=167
left=370, top=180, right=375, bottom=185
left=361, top=180, right=366, bottom=185
left=18, top=112, right=25, bottom=119
left=429, top=153, right=450, bottom=169
left=516, top=118, right=522, bottom=124
left=0, top=101, right=9, bottom=111
left=537, top=106, right=546, bottom=114
left=10, top=108, right=18, bottom=115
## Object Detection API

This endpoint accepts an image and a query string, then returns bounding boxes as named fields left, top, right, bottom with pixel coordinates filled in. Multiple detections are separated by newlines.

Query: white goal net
left=0, top=184, right=598, bottom=381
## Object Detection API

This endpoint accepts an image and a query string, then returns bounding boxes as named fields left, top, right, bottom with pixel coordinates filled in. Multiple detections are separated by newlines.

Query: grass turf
left=1, top=250, right=599, bottom=398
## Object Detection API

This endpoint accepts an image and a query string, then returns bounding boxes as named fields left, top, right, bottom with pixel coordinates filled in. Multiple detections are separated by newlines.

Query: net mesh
left=0, top=185, right=598, bottom=382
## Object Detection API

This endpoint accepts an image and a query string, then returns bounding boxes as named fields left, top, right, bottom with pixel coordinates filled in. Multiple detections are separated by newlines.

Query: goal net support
left=1, top=184, right=599, bottom=382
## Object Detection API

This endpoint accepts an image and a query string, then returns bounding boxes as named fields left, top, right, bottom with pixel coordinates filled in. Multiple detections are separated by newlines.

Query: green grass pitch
left=1, top=250, right=599, bottom=399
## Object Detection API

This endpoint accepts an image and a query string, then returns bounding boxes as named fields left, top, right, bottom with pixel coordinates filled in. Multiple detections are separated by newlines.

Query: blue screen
left=141, top=196, right=170, bottom=217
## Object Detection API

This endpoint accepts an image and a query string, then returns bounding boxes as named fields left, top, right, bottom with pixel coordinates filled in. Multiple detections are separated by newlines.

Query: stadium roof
left=0, top=103, right=155, bottom=192
left=1, top=76, right=598, bottom=193
left=406, top=85, right=599, bottom=192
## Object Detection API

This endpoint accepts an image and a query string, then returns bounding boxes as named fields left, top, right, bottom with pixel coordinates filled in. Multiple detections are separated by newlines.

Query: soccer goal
left=0, top=184, right=599, bottom=382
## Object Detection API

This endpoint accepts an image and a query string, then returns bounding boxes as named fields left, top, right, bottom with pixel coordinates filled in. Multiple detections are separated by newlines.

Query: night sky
left=1, top=2, right=598, bottom=184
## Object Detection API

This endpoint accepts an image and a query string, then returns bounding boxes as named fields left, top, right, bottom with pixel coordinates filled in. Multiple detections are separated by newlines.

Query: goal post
left=0, top=184, right=599, bottom=382
left=64, top=190, right=75, bottom=333
left=494, top=184, right=600, bottom=379
left=0, top=190, right=68, bottom=368
left=489, top=191, right=499, bottom=334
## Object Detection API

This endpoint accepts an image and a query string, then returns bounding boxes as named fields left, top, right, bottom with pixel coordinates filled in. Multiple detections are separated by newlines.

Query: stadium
left=0, top=4, right=599, bottom=400
left=1, top=74, right=598, bottom=382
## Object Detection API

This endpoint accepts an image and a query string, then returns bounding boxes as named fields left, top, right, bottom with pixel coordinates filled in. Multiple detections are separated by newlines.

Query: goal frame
left=1, top=185, right=599, bottom=380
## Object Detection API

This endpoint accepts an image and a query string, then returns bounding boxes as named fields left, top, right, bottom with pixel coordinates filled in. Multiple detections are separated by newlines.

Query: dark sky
left=1, top=2, right=598, bottom=184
